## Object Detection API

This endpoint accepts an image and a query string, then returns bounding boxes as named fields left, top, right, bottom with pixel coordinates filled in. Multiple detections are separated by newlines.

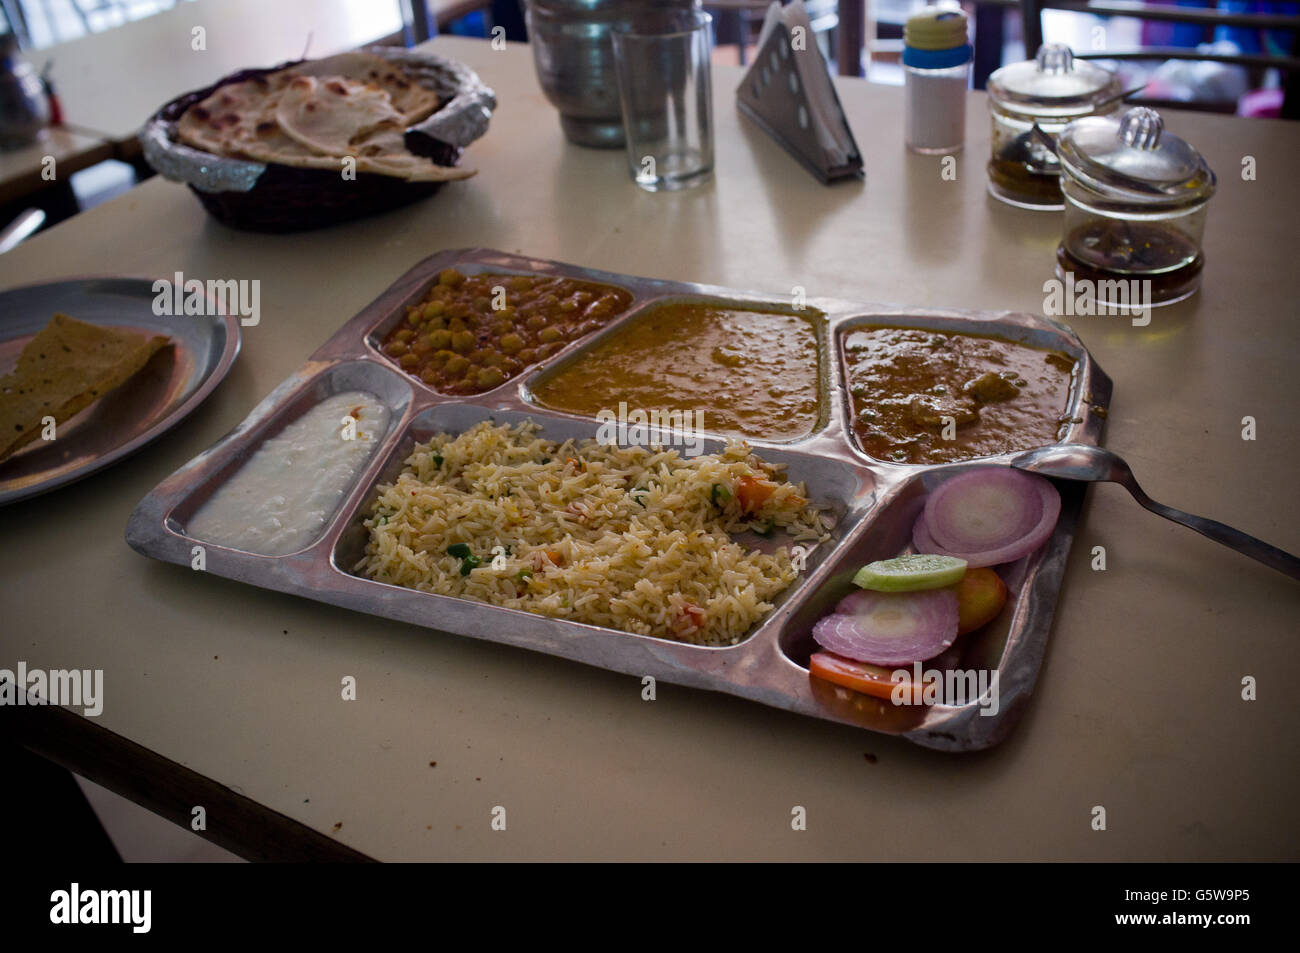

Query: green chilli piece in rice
left=355, top=420, right=832, bottom=645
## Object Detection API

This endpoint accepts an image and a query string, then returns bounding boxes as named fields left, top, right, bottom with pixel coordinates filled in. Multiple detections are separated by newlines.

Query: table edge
left=2, top=700, right=377, bottom=863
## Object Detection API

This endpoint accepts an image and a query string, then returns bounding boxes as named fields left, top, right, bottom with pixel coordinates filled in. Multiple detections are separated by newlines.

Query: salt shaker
left=903, top=7, right=972, bottom=154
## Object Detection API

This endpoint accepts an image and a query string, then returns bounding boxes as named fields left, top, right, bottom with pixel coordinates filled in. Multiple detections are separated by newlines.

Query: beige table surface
left=0, top=127, right=112, bottom=205
left=1, top=36, right=1297, bottom=861
left=43, top=0, right=404, bottom=149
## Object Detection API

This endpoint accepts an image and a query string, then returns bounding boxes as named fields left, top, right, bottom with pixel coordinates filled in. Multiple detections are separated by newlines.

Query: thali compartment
left=331, top=401, right=875, bottom=648
left=360, top=263, right=638, bottom=353
left=162, top=359, right=413, bottom=556
left=352, top=262, right=640, bottom=401
left=779, top=468, right=1017, bottom=672
left=831, top=309, right=1109, bottom=468
left=519, top=294, right=835, bottom=446
left=772, top=463, right=1082, bottom=749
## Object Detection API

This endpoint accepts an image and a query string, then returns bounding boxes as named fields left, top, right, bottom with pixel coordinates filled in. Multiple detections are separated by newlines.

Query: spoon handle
left=1132, top=494, right=1300, bottom=580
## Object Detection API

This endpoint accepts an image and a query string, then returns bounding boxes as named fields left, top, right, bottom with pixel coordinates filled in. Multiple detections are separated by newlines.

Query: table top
left=1, top=36, right=1297, bottom=861
left=0, top=127, right=113, bottom=205
left=41, top=0, right=404, bottom=149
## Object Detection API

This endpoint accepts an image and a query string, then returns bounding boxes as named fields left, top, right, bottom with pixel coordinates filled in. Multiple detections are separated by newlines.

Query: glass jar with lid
left=1055, top=106, right=1217, bottom=307
left=986, top=43, right=1120, bottom=209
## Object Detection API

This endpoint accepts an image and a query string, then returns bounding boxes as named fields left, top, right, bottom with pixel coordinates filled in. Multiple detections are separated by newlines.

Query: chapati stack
left=175, top=51, right=473, bottom=182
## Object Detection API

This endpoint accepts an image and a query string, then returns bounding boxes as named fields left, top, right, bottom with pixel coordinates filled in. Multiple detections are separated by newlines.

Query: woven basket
left=146, top=60, right=470, bottom=233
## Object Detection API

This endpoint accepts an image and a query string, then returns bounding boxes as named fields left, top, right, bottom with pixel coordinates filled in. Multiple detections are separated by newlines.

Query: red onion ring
left=913, top=470, right=1061, bottom=568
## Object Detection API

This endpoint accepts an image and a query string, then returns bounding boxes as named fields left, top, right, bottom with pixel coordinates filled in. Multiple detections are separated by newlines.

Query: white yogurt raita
left=187, top=390, right=390, bottom=556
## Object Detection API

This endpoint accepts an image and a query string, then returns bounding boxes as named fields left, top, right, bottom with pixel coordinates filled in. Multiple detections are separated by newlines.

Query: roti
left=0, top=314, right=171, bottom=462
left=286, top=51, right=440, bottom=124
left=174, top=55, right=472, bottom=181
left=275, top=75, right=407, bottom=155
left=176, top=77, right=322, bottom=163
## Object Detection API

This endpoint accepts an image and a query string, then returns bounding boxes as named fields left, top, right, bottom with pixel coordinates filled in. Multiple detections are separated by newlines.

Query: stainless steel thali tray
left=0, top=278, right=241, bottom=506
left=126, top=248, right=1111, bottom=751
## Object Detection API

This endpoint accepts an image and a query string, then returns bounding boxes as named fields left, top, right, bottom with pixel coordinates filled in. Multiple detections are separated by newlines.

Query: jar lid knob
left=1035, top=42, right=1074, bottom=74
left=1119, top=106, right=1164, bottom=149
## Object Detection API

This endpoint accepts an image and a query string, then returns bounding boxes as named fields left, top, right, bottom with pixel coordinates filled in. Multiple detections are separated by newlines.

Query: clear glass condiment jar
left=986, top=43, right=1120, bottom=209
left=1055, top=106, right=1217, bottom=307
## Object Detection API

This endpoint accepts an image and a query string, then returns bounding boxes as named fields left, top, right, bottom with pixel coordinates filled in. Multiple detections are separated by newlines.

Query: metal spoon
left=1095, top=83, right=1148, bottom=111
left=1011, top=444, right=1300, bottom=580
left=1024, top=85, right=1147, bottom=159
left=1024, top=84, right=1149, bottom=157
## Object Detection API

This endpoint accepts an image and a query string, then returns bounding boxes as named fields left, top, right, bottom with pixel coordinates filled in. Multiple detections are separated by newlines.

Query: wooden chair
left=706, top=0, right=845, bottom=69
left=1020, top=0, right=1300, bottom=116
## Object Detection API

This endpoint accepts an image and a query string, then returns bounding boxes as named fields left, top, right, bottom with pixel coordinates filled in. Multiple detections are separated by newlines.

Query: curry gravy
left=530, top=302, right=821, bottom=441
left=843, top=327, right=1076, bottom=464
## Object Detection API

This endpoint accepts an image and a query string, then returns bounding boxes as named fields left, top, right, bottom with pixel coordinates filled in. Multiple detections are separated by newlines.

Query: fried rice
left=354, top=420, right=831, bottom=645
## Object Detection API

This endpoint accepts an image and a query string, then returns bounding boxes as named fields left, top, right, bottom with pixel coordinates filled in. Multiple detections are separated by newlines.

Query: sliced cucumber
left=852, top=553, right=968, bottom=592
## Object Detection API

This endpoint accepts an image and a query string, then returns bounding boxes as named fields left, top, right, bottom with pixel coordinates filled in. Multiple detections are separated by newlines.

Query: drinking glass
left=611, top=9, right=714, bottom=192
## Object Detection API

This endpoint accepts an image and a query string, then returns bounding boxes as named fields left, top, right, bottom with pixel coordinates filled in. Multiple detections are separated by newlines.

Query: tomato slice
left=736, top=476, right=777, bottom=513
left=953, top=567, right=1008, bottom=635
left=809, top=651, right=927, bottom=704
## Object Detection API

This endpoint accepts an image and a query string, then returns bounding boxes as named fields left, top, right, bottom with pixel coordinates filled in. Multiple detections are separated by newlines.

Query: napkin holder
left=736, top=23, right=863, bottom=184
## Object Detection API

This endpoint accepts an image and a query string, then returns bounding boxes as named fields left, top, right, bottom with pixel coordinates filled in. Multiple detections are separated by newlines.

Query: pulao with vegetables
left=354, top=420, right=832, bottom=645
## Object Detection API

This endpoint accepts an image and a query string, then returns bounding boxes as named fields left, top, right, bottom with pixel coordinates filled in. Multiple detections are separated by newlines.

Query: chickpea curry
left=843, top=327, right=1077, bottom=464
left=378, top=269, right=633, bottom=395
left=530, top=301, right=823, bottom=442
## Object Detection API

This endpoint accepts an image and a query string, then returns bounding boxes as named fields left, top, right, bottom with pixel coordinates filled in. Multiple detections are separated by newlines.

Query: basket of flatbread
left=140, top=47, right=495, bottom=232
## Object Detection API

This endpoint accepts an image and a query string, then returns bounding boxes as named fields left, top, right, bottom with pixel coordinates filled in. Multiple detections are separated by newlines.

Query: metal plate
left=126, top=249, right=1111, bottom=751
left=0, top=278, right=241, bottom=506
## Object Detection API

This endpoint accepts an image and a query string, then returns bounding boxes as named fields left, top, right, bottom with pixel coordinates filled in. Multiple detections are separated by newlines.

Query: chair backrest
left=1020, top=0, right=1300, bottom=114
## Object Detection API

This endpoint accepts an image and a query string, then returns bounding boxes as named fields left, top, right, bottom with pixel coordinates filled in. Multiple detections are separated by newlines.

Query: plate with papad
left=0, top=278, right=240, bottom=505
